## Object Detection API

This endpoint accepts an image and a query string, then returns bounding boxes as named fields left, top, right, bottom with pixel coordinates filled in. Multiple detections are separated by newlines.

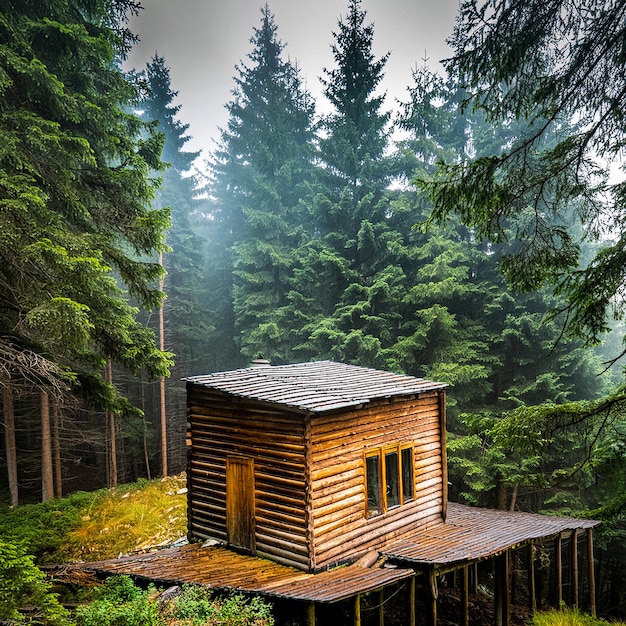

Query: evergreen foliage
left=284, top=0, right=400, bottom=366
left=207, top=5, right=316, bottom=365
left=0, top=0, right=172, bottom=408
left=421, top=0, right=626, bottom=358
left=138, top=53, right=209, bottom=472
left=0, top=540, right=69, bottom=625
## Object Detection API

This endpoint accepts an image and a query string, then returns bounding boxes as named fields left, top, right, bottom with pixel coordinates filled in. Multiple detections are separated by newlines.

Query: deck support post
left=494, top=551, right=510, bottom=626
left=426, top=568, right=438, bottom=626
left=470, top=562, right=478, bottom=594
left=354, top=593, right=361, bottom=626
left=461, top=565, right=469, bottom=626
left=378, top=589, right=384, bottom=626
left=305, top=602, right=315, bottom=626
left=408, top=575, right=416, bottom=626
left=587, top=529, right=596, bottom=616
left=571, top=530, right=579, bottom=608
left=527, top=543, right=536, bottom=612
left=555, top=535, right=563, bottom=608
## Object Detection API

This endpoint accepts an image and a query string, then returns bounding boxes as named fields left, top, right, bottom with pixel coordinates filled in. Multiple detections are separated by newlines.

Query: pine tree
left=287, top=0, right=402, bottom=367
left=0, top=0, right=172, bottom=501
left=398, top=65, right=614, bottom=513
left=139, top=54, right=207, bottom=474
left=422, top=0, right=626, bottom=357
left=207, top=5, right=316, bottom=365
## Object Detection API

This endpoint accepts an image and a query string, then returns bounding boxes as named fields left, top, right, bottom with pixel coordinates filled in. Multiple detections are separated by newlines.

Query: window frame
left=364, top=443, right=415, bottom=518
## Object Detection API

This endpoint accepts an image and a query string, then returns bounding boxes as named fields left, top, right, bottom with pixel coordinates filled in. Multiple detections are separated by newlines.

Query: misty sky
left=125, top=0, right=460, bottom=165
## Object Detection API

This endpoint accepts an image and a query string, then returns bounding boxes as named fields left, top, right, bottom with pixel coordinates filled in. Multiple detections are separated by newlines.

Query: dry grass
left=62, top=474, right=187, bottom=562
left=531, top=609, right=626, bottom=626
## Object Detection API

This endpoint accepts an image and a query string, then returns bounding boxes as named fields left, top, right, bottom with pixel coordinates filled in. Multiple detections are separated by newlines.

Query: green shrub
left=75, top=577, right=274, bottom=626
left=161, top=584, right=274, bottom=626
left=75, top=576, right=160, bottom=626
left=0, top=490, right=101, bottom=564
left=0, top=539, right=71, bottom=625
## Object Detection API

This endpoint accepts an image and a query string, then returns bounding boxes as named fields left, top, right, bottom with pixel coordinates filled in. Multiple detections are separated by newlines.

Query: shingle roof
left=185, top=360, right=447, bottom=414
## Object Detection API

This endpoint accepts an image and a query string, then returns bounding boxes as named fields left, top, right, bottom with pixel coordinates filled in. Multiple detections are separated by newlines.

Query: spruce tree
left=422, top=0, right=626, bottom=357
left=207, top=5, right=316, bottom=365
left=139, top=53, right=207, bottom=474
left=287, top=0, right=402, bottom=367
left=0, top=0, right=172, bottom=500
left=398, top=65, right=613, bottom=514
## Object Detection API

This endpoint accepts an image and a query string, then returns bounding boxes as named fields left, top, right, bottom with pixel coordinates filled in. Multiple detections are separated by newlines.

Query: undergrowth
left=0, top=474, right=187, bottom=564
left=75, top=576, right=274, bottom=626
left=63, top=475, right=187, bottom=562
left=530, top=609, right=626, bottom=626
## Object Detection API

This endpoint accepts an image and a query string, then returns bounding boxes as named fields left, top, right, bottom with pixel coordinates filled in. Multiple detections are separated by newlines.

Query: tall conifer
left=139, top=53, right=207, bottom=474
left=288, top=0, right=399, bottom=366
left=207, top=5, right=316, bottom=365
left=0, top=0, right=172, bottom=500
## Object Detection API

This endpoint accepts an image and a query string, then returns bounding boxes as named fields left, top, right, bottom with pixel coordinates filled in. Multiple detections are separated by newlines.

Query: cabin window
left=385, top=450, right=400, bottom=508
left=401, top=445, right=414, bottom=502
left=366, top=453, right=382, bottom=516
left=365, top=444, right=415, bottom=517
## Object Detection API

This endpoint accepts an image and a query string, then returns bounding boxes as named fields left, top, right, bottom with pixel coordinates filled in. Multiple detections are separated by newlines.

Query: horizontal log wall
left=309, top=392, right=444, bottom=571
left=187, top=386, right=309, bottom=569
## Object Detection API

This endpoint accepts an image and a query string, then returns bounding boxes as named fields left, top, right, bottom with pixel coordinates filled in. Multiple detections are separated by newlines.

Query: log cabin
left=182, top=359, right=599, bottom=624
left=185, top=359, right=449, bottom=573
left=60, top=360, right=600, bottom=626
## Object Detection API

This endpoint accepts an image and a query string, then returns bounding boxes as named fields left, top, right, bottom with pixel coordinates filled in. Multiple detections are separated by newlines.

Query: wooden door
left=226, top=456, right=256, bottom=553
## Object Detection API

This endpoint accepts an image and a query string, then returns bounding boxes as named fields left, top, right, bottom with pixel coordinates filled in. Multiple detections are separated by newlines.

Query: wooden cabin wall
left=308, top=391, right=444, bottom=571
left=187, top=385, right=310, bottom=570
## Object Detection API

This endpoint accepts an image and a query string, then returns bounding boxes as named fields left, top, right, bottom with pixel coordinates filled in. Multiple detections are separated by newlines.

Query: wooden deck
left=53, top=542, right=414, bottom=603
left=383, top=502, right=599, bottom=567
left=53, top=503, right=599, bottom=605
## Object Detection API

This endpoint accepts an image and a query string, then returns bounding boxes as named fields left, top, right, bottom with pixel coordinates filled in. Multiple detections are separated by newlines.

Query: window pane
left=366, top=455, right=381, bottom=516
left=401, top=447, right=414, bottom=502
left=385, top=451, right=399, bottom=508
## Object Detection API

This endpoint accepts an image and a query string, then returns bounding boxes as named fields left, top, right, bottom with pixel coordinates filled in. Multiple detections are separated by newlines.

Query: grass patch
left=530, top=609, right=626, bottom=626
left=63, top=474, right=187, bottom=562
left=0, top=474, right=187, bottom=564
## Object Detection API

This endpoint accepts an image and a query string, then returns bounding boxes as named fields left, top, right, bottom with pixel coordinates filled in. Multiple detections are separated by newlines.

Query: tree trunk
left=106, top=360, right=117, bottom=488
left=143, top=418, right=152, bottom=480
left=3, top=385, right=18, bottom=506
left=52, top=399, right=62, bottom=498
left=496, top=479, right=507, bottom=510
left=41, top=390, right=54, bottom=501
left=159, top=250, right=168, bottom=477
left=509, top=483, right=518, bottom=511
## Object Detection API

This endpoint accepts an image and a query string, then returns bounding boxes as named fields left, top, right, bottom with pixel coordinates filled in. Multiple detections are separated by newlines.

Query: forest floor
left=2, top=477, right=617, bottom=626
left=0, top=473, right=188, bottom=565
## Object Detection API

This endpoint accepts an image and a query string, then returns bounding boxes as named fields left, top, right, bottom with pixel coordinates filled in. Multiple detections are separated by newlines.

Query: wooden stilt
left=587, top=529, right=596, bottom=616
left=461, top=565, right=469, bottom=626
left=354, top=593, right=361, bottom=626
left=305, top=601, right=315, bottom=626
left=571, top=530, right=579, bottom=608
left=527, top=543, right=537, bottom=612
left=408, top=576, right=416, bottom=626
left=427, top=569, right=438, bottom=626
left=378, top=588, right=384, bottom=626
left=494, top=551, right=510, bottom=626
left=555, top=535, right=563, bottom=608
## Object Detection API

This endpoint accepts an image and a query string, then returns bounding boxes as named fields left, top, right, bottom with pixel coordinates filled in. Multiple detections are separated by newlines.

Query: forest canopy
left=421, top=0, right=626, bottom=358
